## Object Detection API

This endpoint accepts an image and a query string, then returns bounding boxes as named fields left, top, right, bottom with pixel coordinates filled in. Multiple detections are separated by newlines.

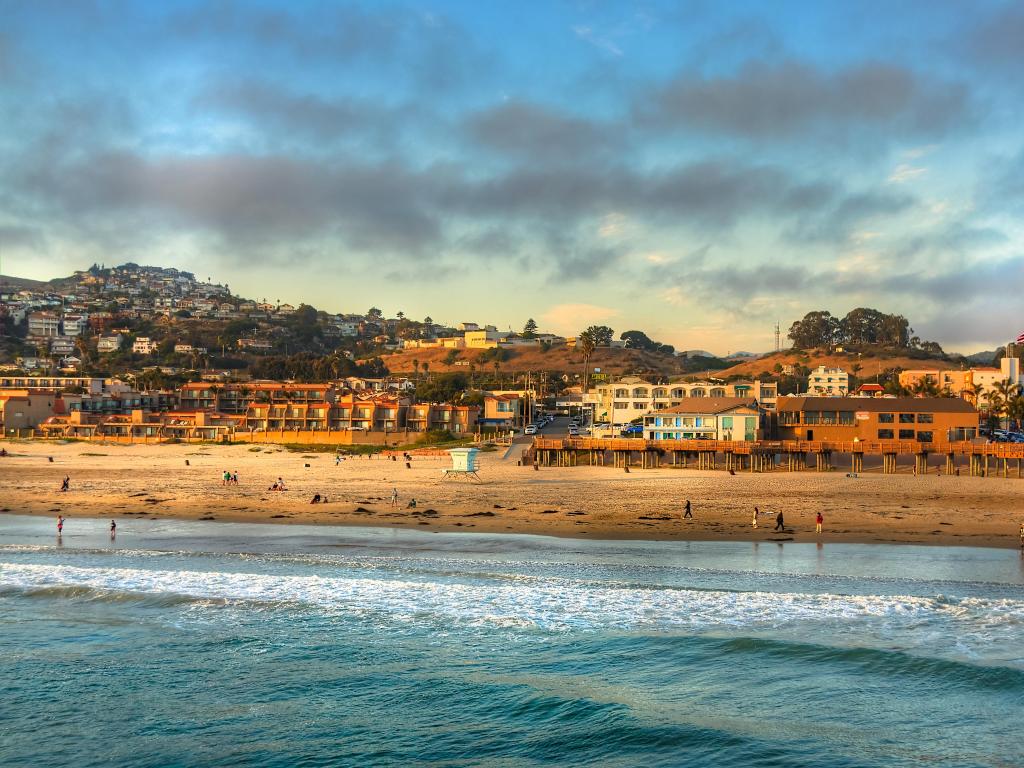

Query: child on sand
left=816, top=512, right=823, bottom=534
left=752, top=507, right=759, bottom=528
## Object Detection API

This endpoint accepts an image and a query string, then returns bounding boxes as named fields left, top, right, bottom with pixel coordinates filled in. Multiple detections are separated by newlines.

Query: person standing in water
left=57, top=515, right=64, bottom=535
left=110, top=520, right=117, bottom=538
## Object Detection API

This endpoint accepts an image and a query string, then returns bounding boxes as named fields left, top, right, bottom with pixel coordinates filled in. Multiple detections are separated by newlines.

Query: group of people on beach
left=682, top=500, right=824, bottom=534
left=222, top=470, right=239, bottom=485
left=268, top=477, right=288, bottom=491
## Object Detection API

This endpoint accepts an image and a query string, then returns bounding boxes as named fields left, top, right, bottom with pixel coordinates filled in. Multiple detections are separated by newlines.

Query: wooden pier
left=527, top=437, right=1024, bottom=477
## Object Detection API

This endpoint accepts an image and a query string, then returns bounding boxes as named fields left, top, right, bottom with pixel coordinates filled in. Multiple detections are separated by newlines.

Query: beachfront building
left=406, top=403, right=479, bottom=433
left=178, top=382, right=334, bottom=414
left=481, top=392, right=524, bottom=430
left=0, top=389, right=58, bottom=435
left=776, top=397, right=979, bottom=442
left=0, top=375, right=108, bottom=393
left=587, top=376, right=778, bottom=425
left=898, top=356, right=1022, bottom=407
left=806, top=366, right=849, bottom=396
left=642, top=397, right=761, bottom=441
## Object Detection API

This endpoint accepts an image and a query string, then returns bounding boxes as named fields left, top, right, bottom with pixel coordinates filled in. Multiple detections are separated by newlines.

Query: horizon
left=2, top=1, right=1023, bottom=353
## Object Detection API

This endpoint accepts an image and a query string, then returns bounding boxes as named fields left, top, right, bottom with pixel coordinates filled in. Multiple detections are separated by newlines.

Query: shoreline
left=2, top=440, right=1023, bottom=549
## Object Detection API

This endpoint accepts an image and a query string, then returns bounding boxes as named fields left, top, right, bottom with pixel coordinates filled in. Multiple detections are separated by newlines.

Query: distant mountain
left=680, top=349, right=716, bottom=358
left=962, top=349, right=998, bottom=364
left=724, top=351, right=763, bottom=360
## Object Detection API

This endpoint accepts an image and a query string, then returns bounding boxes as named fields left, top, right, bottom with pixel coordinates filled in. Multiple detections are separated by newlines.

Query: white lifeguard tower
left=441, top=447, right=481, bottom=482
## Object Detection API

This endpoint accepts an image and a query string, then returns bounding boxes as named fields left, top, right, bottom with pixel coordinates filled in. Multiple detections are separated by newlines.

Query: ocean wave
left=2, top=562, right=1022, bottom=637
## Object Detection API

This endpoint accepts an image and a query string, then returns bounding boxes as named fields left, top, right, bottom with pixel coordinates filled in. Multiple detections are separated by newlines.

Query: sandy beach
left=1, top=439, right=1022, bottom=548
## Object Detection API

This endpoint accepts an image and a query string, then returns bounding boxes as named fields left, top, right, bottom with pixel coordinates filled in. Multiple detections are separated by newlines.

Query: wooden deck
left=532, top=437, right=1024, bottom=458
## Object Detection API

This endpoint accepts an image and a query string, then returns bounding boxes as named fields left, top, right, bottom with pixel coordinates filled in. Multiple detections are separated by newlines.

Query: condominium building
left=899, top=357, right=1022, bottom=406
left=587, top=376, right=778, bottom=424
left=806, top=366, right=849, bottom=396
left=132, top=337, right=158, bottom=354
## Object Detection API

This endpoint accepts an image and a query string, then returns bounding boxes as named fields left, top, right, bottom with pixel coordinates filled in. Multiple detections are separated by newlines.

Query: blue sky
left=2, top=0, right=1023, bottom=353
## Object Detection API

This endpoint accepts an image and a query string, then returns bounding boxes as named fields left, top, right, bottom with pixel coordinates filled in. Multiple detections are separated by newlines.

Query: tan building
left=776, top=397, right=978, bottom=442
left=806, top=366, right=849, bottom=396
left=0, top=389, right=57, bottom=434
left=899, top=357, right=1022, bottom=406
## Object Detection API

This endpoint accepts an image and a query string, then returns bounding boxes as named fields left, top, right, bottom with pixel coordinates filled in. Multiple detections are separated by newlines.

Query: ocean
left=1, top=514, right=1022, bottom=767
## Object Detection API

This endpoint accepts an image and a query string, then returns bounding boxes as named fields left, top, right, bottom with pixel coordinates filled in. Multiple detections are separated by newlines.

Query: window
left=916, top=413, right=933, bottom=423
left=916, top=431, right=933, bottom=442
left=878, top=413, right=894, bottom=423
left=899, top=429, right=915, bottom=439
left=721, top=416, right=733, bottom=429
left=877, top=429, right=894, bottom=439
left=744, top=417, right=756, bottom=441
left=898, top=413, right=915, bottom=424
left=838, top=411, right=855, bottom=425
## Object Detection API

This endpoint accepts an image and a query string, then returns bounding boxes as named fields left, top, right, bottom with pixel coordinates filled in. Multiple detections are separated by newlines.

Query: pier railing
left=532, top=437, right=1024, bottom=458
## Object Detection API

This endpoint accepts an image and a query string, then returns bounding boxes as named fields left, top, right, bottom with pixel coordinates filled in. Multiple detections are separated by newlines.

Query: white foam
left=2, top=562, right=1022, bottom=640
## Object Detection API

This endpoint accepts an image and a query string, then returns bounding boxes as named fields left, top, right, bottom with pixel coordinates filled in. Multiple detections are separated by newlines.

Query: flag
left=1017, top=330, right=1024, bottom=345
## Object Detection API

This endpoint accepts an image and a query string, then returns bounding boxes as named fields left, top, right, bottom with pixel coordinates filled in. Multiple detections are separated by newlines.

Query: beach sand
left=1, top=439, right=1022, bottom=548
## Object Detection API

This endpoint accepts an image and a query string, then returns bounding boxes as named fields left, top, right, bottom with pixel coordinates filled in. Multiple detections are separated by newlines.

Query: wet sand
left=1, top=440, right=1022, bottom=548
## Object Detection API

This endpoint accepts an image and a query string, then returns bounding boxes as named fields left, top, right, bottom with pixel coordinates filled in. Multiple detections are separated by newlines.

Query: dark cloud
left=464, top=100, right=621, bottom=160
left=0, top=224, right=47, bottom=252
left=635, top=59, right=969, bottom=141
left=966, top=5, right=1024, bottom=70
left=784, top=190, right=916, bottom=243
left=194, top=81, right=404, bottom=143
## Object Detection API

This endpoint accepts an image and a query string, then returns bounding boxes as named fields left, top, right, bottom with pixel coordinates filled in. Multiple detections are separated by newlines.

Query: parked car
left=525, top=424, right=538, bottom=435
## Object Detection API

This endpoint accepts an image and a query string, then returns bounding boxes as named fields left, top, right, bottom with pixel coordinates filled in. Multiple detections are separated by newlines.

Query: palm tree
left=578, top=330, right=596, bottom=392
left=990, top=380, right=1021, bottom=429
left=1007, top=392, right=1024, bottom=431
left=422, top=361, right=430, bottom=382
left=412, top=359, right=420, bottom=380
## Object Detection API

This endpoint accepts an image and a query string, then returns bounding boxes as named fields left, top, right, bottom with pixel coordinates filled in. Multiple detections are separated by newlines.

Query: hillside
left=379, top=345, right=727, bottom=377
left=0, top=274, right=49, bottom=291
left=716, top=350, right=954, bottom=379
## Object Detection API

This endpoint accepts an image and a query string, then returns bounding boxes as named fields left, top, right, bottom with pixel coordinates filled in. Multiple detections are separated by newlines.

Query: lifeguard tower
left=441, top=447, right=481, bottom=482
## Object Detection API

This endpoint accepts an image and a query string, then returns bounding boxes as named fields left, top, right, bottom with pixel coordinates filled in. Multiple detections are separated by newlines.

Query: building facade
left=806, top=366, right=849, bottom=396
left=776, top=396, right=979, bottom=442
left=587, top=376, right=778, bottom=425
left=642, top=398, right=761, bottom=441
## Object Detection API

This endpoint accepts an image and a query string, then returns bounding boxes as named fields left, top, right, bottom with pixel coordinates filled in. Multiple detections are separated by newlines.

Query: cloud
left=193, top=81, right=405, bottom=143
left=464, top=99, right=621, bottom=160
left=635, top=59, right=970, bottom=141
left=572, top=25, right=623, bottom=57
left=887, top=164, right=928, bottom=183
left=966, top=5, right=1024, bottom=71
left=541, top=303, right=622, bottom=335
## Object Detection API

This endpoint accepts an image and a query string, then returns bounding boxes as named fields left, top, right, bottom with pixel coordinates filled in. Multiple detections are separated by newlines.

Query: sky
left=1, top=0, right=1023, bottom=355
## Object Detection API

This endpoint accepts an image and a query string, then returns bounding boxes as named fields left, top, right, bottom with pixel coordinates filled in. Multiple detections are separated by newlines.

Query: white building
left=49, top=337, right=76, bottom=356
left=132, top=337, right=158, bottom=354
left=27, top=312, right=61, bottom=338
left=586, top=375, right=778, bottom=425
left=806, top=366, right=849, bottom=396
left=61, top=314, right=88, bottom=336
left=97, top=336, right=123, bottom=353
left=642, top=398, right=762, bottom=441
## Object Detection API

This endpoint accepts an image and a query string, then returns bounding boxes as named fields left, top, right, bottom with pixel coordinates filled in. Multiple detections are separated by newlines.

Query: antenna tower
left=774, top=322, right=780, bottom=352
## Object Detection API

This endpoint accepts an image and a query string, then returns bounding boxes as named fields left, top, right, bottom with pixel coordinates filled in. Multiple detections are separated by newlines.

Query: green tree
left=522, top=318, right=538, bottom=338
left=582, top=325, right=614, bottom=346
left=578, top=330, right=597, bottom=392
left=788, top=311, right=840, bottom=349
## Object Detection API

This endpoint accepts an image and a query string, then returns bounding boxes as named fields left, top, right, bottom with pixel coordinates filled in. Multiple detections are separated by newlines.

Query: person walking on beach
left=57, top=515, right=64, bottom=535
left=1020, top=521, right=1024, bottom=549
left=222, top=470, right=230, bottom=486
left=232, top=471, right=238, bottom=485
left=60, top=476, right=70, bottom=492
left=775, top=511, right=785, bottom=531
left=815, top=512, right=823, bottom=534
left=752, top=507, right=759, bottom=528
left=390, top=487, right=399, bottom=507
left=683, top=500, right=692, bottom=519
